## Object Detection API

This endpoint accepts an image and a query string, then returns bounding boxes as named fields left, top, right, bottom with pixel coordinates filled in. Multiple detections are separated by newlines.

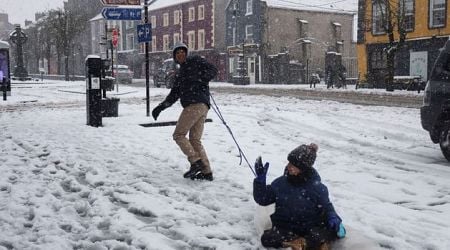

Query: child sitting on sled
left=253, top=143, right=345, bottom=250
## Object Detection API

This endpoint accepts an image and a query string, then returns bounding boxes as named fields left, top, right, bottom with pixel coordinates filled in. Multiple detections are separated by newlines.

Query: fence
left=342, top=57, right=358, bottom=79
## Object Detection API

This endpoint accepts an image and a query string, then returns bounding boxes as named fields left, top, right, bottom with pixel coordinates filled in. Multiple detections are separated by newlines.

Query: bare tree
left=366, top=0, right=412, bottom=90
left=47, top=8, right=89, bottom=80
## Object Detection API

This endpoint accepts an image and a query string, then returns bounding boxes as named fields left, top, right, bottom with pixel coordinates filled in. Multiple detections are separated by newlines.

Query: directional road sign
left=137, top=23, right=152, bottom=43
left=102, top=7, right=142, bottom=20
left=101, top=0, right=140, bottom=5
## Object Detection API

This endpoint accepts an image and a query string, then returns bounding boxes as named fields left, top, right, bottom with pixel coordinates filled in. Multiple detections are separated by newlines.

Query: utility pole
left=145, top=0, right=150, bottom=117
left=143, top=0, right=157, bottom=116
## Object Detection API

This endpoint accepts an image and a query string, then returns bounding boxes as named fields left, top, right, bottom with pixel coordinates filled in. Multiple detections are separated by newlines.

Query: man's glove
left=327, top=216, right=342, bottom=232
left=254, top=156, right=269, bottom=183
left=152, top=104, right=165, bottom=121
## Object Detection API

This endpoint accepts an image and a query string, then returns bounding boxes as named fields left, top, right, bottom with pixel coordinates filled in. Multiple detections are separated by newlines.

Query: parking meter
left=0, top=41, right=11, bottom=101
left=85, top=55, right=102, bottom=127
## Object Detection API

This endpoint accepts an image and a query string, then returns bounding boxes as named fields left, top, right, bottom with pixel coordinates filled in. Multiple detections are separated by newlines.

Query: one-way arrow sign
left=137, top=23, right=152, bottom=43
left=102, top=7, right=142, bottom=20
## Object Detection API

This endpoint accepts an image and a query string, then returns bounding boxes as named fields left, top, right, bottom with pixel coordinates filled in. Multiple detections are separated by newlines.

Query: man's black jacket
left=162, top=55, right=217, bottom=109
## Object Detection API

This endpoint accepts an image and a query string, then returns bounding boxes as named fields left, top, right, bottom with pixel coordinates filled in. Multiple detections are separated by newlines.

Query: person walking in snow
left=151, top=42, right=218, bottom=181
left=253, top=143, right=345, bottom=250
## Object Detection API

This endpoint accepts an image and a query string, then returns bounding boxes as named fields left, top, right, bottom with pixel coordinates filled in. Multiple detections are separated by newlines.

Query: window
left=151, top=36, right=156, bottom=51
left=332, top=22, right=342, bottom=41
left=245, top=25, right=253, bottom=41
left=298, top=19, right=308, bottom=38
left=229, top=58, right=235, bottom=73
left=400, top=0, right=415, bottom=31
left=198, top=5, right=205, bottom=20
left=187, top=31, right=195, bottom=50
left=163, top=35, right=170, bottom=51
left=232, top=27, right=236, bottom=46
left=174, top=10, right=180, bottom=25
left=163, top=13, right=169, bottom=26
left=429, top=0, right=445, bottom=28
left=246, top=0, right=253, bottom=15
left=189, top=7, right=195, bottom=22
left=126, top=34, right=135, bottom=50
left=198, top=29, right=205, bottom=49
left=174, top=33, right=181, bottom=44
left=151, top=16, right=156, bottom=27
left=370, top=50, right=387, bottom=69
left=372, top=0, right=386, bottom=34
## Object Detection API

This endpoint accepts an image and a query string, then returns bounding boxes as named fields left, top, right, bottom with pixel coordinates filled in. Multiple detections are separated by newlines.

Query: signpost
left=137, top=23, right=151, bottom=43
left=101, top=7, right=142, bottom=20
left=99, top=0, right=157, bottom=117
left=142, top=0, right=157, bottom=117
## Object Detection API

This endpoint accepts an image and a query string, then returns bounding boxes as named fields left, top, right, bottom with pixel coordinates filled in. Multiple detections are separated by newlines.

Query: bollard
left=85, top=55, right=102, bottom=127
left=1, top=78, right=6, bottom=101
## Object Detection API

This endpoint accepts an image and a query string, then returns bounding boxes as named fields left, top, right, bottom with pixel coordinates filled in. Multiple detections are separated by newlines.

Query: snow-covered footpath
left=1, top=81, right=449, bottom=250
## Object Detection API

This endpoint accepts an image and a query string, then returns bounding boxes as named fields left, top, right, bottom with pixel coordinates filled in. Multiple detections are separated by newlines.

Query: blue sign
left=137, top=23, right=152, bottom=43
left=102, top=8, right=142, bottom=20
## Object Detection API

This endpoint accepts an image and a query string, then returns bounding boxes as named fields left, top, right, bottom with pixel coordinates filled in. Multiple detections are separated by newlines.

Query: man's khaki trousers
left=173, top=103, right=211, bottom=173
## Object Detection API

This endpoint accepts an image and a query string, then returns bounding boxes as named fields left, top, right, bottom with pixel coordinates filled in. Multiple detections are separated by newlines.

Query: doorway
left=248, top=57, right=255, bottom=84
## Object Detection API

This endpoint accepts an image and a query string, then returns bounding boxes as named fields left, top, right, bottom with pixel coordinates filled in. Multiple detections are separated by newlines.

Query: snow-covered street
left=1, top=81, right=449, bottom=249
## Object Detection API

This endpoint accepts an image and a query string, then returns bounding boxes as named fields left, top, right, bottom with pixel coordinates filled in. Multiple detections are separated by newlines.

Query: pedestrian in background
left=152, top=42, right=218, bottom=181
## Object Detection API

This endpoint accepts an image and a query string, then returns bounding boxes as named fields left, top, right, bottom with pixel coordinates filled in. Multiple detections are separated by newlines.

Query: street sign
left=101, top=0, right=140, bottom=5
left=102, top=7, right=142, bottom=20
left=137, top=23, right=152, bottom=43
left=112, top=29, right=119, bottom=48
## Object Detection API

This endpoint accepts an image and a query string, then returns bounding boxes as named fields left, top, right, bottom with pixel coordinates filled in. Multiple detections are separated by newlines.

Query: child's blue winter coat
left=253, top=168, right=340, bottom=233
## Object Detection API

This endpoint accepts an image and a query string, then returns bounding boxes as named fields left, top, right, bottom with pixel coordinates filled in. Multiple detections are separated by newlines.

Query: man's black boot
left=191, top=172, right=213, bottom=181
left=183, top=160, right=204, bottom=178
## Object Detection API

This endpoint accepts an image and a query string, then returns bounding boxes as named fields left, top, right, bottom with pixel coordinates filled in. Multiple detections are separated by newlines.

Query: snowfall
left=0, top=79, right=449, bottom=250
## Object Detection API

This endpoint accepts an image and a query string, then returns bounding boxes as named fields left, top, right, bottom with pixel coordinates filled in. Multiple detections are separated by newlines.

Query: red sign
left=112, top=29, right=119, bottom=48
left=101, top=0, right=140, bottom=5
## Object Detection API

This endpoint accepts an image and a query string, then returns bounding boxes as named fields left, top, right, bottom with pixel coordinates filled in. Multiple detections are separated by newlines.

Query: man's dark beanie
left=287, top=143, right=319, bottom=169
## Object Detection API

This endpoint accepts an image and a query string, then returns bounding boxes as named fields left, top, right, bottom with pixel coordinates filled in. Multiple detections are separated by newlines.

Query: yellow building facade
left=357, top=0, right=450, bottom=85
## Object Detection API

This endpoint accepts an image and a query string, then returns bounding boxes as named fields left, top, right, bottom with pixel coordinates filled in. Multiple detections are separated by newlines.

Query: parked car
left=420, top=40, right=450, bottom=161
left=112, top=64, right=133, bottom=84
left=153, top=59, right=177, bottom=88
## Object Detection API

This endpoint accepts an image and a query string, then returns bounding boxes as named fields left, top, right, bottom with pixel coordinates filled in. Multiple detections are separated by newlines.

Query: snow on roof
left=148, top=0, right=193, bottom=11
left=262, top=0, right=357, bottom=14
left=90, top=13, right=103, bottom=22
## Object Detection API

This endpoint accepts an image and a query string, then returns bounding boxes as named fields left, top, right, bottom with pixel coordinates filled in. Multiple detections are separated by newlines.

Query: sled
left=254, top=204, right=380, bottom=250
left=139, top=118, right=212, bottom=127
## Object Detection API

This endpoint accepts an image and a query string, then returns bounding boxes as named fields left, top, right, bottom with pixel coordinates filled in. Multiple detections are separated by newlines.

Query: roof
left=90, top=13, right=103, bottom=22
left=148, top=0, right=192, bottom=11
left=262, top=0, right=357, bottom=14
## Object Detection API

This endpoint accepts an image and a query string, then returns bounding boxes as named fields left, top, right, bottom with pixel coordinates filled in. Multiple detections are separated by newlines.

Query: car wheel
left=439, top=125, right=450, bottom=161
